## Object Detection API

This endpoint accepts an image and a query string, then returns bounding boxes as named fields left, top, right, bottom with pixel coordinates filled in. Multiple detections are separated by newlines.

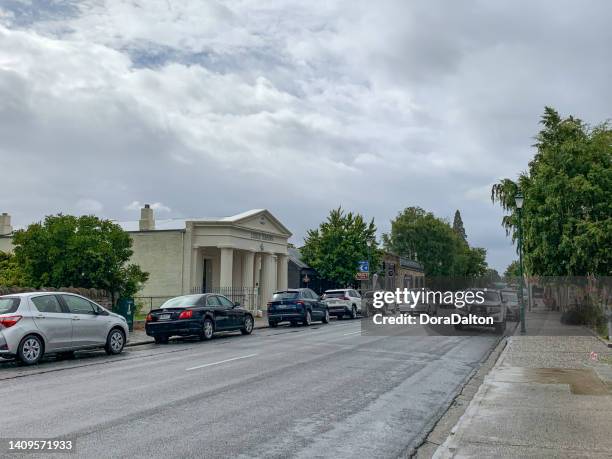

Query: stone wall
left=128, top=230, right=184, bottom=297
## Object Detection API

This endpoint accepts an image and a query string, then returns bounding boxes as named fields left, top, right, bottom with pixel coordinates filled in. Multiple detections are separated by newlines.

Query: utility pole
left=516, top=192, right=526, bottom=334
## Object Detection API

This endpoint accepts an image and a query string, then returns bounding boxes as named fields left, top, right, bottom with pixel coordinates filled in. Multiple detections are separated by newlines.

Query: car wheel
left=304, top=310, right=312, bottom=326
left=105, top=328, right=125, bottom=355
left=268, top=321, right=278, bottom=328
left=17, top=335, right=44, bottom=365
left=154, top=335, right=169, bottom=344
left=241, top=315, right=254, bottom=335
left=290, top=321, right=298, bottom=327
left=322, top=309, right=330, bottom=324
left=350, top=305, right=357, bottom=320
left=201, top=318, right=214, bottom=340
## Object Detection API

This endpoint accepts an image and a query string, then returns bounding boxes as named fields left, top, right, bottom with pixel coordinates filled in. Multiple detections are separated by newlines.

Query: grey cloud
left=0, top=1, right=611, bottom=273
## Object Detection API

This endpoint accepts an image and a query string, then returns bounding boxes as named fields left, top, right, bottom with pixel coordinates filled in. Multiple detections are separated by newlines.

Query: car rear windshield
left=272, top=292, right=299, bottom=301
left=161, top=295, right=203, bottom=309
left=324, top=291, right=346, bottom=298
left=0, top=297, right=20, bottom=314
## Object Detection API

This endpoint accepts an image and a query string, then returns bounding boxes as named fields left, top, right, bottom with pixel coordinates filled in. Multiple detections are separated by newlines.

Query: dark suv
left=267, top=289, right=330, bottom=327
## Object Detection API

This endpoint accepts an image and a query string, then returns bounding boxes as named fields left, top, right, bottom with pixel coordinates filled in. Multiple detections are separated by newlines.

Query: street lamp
left=516, top=192, right=526, bottom=334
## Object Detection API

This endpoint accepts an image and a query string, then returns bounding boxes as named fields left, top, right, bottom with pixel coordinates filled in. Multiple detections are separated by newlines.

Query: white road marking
left=186, top=353, right=258, bottom=371
left=342, top=331, right=362, bottom=336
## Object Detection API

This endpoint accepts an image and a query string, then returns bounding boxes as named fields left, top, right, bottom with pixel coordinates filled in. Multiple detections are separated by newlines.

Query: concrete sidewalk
left=127, top=316, right=269, bottom=346
left=434, top=310, right=612, bottom=458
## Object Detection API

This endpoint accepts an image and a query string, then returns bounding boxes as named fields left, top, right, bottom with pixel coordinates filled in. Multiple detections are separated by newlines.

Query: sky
left=0, top=1, right=610, bottom=273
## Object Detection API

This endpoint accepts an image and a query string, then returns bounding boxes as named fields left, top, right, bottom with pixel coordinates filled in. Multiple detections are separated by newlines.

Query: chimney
left=139, top=204, right=155, bottom=231
left=0, top=213, right=12, bottom=236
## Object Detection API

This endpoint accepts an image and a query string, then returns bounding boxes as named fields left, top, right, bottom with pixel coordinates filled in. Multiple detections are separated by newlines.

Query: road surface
left=1, top=319, right=502, bottom=458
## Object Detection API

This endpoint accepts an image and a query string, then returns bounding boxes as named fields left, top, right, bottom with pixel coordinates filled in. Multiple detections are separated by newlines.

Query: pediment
left=232, top=210, right=292, bottom=237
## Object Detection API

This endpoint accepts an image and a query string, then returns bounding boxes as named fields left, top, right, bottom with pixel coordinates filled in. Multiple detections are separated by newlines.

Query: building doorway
left=202, top=258, right=213, bottom=292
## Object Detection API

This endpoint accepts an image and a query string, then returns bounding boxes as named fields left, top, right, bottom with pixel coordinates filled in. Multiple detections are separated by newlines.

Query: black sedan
left=145, top=294, right=254, bottom=344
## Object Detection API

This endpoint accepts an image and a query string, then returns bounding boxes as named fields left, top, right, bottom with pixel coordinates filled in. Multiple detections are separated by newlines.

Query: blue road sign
left=358, top=261, right=369, bottom=273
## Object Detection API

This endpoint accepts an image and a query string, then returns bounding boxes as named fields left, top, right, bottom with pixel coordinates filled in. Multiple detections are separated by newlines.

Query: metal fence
left=135, top=287, right=261, bottom=315
left=190, top=286, right=260, bottom=312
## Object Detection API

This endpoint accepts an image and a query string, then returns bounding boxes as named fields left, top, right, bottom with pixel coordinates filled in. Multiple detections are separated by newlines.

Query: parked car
left=321, top=288, right=362, bottom=319
left=501, top=289, right=519, bottom=321
left=397, top=288, right=437, bottom=316
left=267, top=289, right=329, bottom=327
left=0, top=292, right=128, bottom=365
left=454, top=288, right=507, bottom=334
left=145, top=294, right=254, bottom=343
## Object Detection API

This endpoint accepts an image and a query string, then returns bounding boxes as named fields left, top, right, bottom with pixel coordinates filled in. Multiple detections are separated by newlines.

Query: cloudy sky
left=0, top=1, right=610, bottom=272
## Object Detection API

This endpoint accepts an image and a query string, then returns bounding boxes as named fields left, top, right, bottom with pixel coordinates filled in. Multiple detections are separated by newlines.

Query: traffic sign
left=355, top=272, right=369, bottom=281
left=357, top=261, right=369, bottom=272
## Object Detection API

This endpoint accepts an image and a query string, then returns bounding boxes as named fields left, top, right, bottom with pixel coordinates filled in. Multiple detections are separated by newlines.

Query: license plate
left=159, top=314, right=171, bottom=320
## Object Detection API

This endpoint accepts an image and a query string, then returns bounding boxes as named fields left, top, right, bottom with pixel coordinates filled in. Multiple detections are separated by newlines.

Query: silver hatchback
left=0, top=292, right=129, bottom=365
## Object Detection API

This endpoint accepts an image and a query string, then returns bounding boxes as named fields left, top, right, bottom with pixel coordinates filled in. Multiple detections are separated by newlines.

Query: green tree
left=12, top=214, right=149, bottom=302
left=0, top=251, right=26, bottom=286
left=484, top=268, right=501, bottom=283
left=452, top=209, right=467, bottom=242
left=382, top=207, right=488, bottom=277
left=504, top=260, right=521, bottom=279
left=301, top=208, right=381, bottom=286
left=492, top=107, right=612, bottom=275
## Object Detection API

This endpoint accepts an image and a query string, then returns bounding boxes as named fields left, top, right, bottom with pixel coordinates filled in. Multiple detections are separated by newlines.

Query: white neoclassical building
left=116, top=205, right=292, bottom=310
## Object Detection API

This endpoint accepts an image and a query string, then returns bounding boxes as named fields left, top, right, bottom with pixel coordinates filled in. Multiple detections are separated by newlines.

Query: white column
left=276, top=254, right=288, bottom=291
left=260, top=252, right=275, bottom=306
left=189, top=247, right=199, bottom=293
left=219, top=247, right=234, bottom=289
left=242, top=251, right=255, bottom=309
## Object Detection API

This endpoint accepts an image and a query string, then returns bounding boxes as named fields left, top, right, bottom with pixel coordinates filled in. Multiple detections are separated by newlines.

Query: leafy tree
left=484, top=268, right=501, bottom=283
left=382, top=207, right=488, bottom=277
left=504, top=260, right=521, bottom=279
left=0, top=251, right=26, bottom=286
left=301, top=208, right=381, bottom=286
left=452, top=210, right=467, bottom=242
left=12, top=215, right=149, bottom=302
left=492, top=107, right=611, bottom=276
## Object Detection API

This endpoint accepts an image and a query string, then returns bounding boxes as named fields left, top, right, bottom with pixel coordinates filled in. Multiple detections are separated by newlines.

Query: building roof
left=288, top=247, right=311, bottom=269
left=114, top=209, right=292, bottom=236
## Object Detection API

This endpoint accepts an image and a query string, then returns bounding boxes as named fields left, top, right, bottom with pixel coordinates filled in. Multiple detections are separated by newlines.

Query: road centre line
left=186, top=353, right=258, bottom=371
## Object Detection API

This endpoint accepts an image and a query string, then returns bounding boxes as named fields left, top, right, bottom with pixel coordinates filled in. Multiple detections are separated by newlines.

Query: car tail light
left=178, top=310, right=193, bottom=319
left=0, top=315, right=22, bottom=328
left=145, top=313, right=153, bottom=322
left=296, top=300, right=305, bottom=305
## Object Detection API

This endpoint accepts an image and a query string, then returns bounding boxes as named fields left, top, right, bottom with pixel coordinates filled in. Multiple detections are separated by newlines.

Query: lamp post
left=515, top=192, right=526, bottom=334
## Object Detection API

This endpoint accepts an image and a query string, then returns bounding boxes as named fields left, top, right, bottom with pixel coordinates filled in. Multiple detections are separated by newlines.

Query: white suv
left=322, top=289, right=362, bottom=319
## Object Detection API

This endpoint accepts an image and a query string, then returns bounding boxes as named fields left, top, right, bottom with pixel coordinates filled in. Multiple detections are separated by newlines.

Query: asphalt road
left=1, top=318, right=504, bottom=458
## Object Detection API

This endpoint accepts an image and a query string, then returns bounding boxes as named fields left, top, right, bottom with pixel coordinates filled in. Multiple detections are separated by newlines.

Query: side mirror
left=233, top=301, right=241, bottom=308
